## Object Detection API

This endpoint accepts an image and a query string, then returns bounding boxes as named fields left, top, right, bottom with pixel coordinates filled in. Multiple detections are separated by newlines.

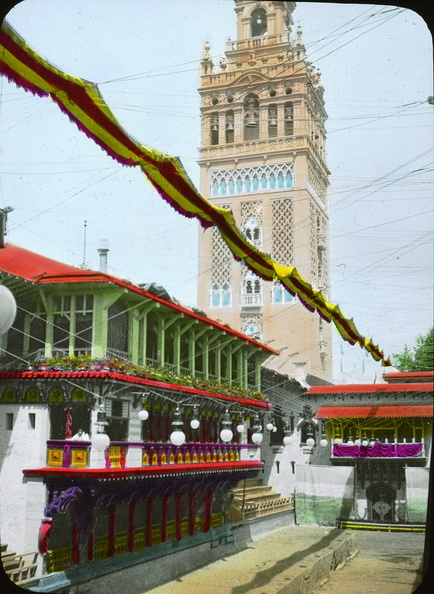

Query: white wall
left=261, top=429, right=312, bottom=497
left=0, top=405, right=49, bottom=553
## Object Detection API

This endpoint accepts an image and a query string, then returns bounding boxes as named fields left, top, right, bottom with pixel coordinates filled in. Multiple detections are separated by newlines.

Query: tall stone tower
left=197, top=1, right=332, bottom=382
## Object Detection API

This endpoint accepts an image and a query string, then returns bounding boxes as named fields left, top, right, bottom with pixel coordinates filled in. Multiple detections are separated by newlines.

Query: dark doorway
left=106, top=418, right=128, bottom=441
left=367, top=482, right=396, bottom=523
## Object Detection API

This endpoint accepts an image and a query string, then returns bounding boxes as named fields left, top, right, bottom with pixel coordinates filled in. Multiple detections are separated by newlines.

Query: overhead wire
left=0, top=6, right=428, bottom=366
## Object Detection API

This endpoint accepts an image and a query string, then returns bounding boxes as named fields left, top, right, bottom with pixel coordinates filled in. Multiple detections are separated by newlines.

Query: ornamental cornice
left=198, top=136, right=301, bottom=162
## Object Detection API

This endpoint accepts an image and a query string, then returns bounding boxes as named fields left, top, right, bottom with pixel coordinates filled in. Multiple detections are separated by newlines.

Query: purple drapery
left=332, top=442, right=423, bottom=458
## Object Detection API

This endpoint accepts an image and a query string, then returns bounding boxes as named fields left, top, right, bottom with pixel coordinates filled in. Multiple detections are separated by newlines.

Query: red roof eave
left=0, top=370, right=271, bottom=409
left=383, top=371, right=434, bottom=383
left=0, top=244, right=277, bottom=355
left=316, top=404, right=434, bottom=419
left=308, top=382, right=433, bottom=395
left=23, top=460, right=263, bottom=479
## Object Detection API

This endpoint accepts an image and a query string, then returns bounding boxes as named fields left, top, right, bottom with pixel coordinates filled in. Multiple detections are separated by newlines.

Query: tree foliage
left=393, top=327, right=434, bottom=371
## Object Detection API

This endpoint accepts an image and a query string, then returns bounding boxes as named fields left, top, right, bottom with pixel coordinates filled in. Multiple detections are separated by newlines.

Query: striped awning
left=316, top=405, right=433, bottom=419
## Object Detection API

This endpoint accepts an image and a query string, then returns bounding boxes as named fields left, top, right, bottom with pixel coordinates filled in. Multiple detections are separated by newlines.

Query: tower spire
left=197, top=1, right=332, bottom=382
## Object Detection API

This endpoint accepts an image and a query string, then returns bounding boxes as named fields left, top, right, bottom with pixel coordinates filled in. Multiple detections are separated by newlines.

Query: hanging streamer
left=0, top=21, right=391, bottom=366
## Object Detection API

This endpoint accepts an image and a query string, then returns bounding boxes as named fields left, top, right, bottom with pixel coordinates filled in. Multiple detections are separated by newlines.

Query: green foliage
left=393, top=326, right=434, bottom=371
left=24, top=355, right=267, bottom=402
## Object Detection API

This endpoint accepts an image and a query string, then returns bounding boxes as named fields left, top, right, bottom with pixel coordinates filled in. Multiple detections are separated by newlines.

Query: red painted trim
left=308, top=383, right=433, bottom=395
left=203, top=490, right=213, bottom=534
left=38, top=519, right=52, bottom=555
left=23, top=460, right=263, bottom=478
left=316, top=404, right=434, bottom=419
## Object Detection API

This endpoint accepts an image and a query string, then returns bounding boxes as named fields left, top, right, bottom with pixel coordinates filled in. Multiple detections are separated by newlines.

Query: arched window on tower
left=284, top=102, right=294, bottom=136
left=225, top=110, right=234, bottom=143
left=210, top=112, right=219, bottom=145
left=242, top=271, right=262, bottom=306
left=271, top=283, right=294, bottom=304
left=268, top=104, right=278, bottom=138
left=243, top=94, right=259, bottom=141
left=251, top=8, right=267, bottom=37
left=210, top=284, right=232, bottom=308
left=244, top=217, right=262, bottom=247
left=222, top=284, right=231, bottom=306
left=211, top=285, right=220, bottom=307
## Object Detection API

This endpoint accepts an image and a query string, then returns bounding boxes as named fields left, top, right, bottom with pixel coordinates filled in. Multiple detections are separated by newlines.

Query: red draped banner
left=0, top=21, right=391, bottom=366
left=332, top=442, right=423, bottom=458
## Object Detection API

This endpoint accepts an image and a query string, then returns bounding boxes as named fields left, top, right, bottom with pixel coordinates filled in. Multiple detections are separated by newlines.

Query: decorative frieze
left=210, top=163, right=293, bottom=197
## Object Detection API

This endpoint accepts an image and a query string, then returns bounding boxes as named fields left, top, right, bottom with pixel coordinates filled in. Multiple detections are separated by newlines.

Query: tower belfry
left=197, top=1, right=332, bottom=381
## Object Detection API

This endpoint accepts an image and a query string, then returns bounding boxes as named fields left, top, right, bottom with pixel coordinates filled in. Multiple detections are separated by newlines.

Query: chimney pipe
left=0, top=207, right=13, bottom=249
left=97, top=239, right=110, bottom=273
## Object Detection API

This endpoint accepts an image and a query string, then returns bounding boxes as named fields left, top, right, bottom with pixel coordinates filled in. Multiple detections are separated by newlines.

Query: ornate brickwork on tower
left=197, top=1, right=332, bottom=382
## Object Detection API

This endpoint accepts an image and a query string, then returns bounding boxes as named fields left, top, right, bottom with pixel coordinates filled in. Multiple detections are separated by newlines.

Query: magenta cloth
left=332, top=442, right=423, bottom=458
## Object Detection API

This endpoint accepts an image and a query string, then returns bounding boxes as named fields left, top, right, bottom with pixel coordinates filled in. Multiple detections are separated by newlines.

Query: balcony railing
left=46, top=440, right=261, bottom=470
left=332, top=441, right=425, bottom=459
left=225, top=34, right=289, bottom=53
left=229, top=494, right=294, bottom=522
left=47, top=440, right=92, bottom=468
left=241, top=294, right=262, bottom=307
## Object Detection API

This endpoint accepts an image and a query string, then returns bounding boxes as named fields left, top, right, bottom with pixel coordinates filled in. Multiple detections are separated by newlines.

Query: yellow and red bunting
left=0, top=21, right=391, bottom=366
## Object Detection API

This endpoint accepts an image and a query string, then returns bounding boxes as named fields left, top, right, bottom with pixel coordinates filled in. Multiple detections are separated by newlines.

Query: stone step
left=234, top=491, right=283, bottom=503
left=2, top=557, right=21, bottom=572
left=233, top=484, right=274, bottom=496
left=236, top=477, right=264, bottom=488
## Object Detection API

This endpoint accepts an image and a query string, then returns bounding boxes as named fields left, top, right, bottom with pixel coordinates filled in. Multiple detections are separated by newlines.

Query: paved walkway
left=145, top=525, right=427, bottom=594
left=314, top=530, right=426, bottom=594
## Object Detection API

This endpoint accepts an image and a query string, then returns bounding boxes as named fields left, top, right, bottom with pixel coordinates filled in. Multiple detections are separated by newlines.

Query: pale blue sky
left=1, top=1, right=433, bottom=381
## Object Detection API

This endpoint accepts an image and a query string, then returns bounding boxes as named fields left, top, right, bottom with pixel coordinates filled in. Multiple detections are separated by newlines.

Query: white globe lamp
left=138, top=409, right=149, bottom=421
left=0, top=285, right=16, bottom=335
left=93, top=432, right=110, bottom=452
left=306, top=437, right=315, bottom=448
left=251, top=432, right=263, bottom=444
left=190, top=418, right=200, bottom=430
left=220, top=409, right=233, bottom=443
left=220, top=428, right=233, bottom=443
left=170, top=407, right=186, bottom=446
left=170, top=430, right=186, bottom=446
left=283, top=434, right=293, bottom=446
